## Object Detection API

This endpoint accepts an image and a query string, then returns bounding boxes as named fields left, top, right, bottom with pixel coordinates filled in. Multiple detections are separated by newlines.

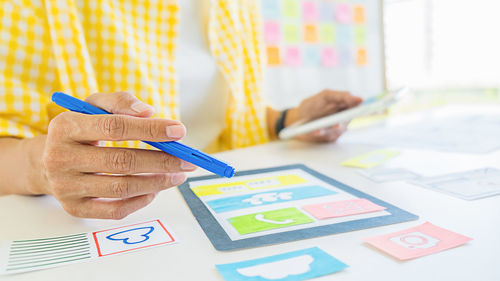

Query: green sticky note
left=320, top=24, right=336, bottom=44
left=229, top=207, right=314, bottom=235
left=284, top=24, right=300, bottom=43
left=354, top=26, right=366, bottom=45
left=283, top=0, right=299, bottom=18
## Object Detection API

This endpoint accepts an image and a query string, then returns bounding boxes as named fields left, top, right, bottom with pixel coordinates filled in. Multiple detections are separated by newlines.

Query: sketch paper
left=0, top=219, right=176, bottom=275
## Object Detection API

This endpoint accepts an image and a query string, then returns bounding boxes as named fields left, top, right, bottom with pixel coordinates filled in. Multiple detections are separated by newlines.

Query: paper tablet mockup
left=178, top=164, right=418, bottom=251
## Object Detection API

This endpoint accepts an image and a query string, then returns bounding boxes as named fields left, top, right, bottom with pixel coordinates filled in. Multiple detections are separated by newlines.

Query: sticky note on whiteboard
left=284, top=24, right=300, bottom=43
left=283, top=0, right=300, bottom=19
left=335, top=3, right=351, bottom=24
left=285, top=47, right=302, bottom=66
left=302, top=1, right=318, bottom=21
left=353, top=5, right=366, bottom=24
left=321, top=47, right=338, bottom=67
left=304, top=24, right=319, bottom=43
left=319, top=24, right=336, bottom=43
left=262, top=0, right=281, bottom=19
left=319, top=2, right=335, bottom=21
left=267, top=46, right=281, bottom=66
left=304, top=46, right=320, bottom=66
left=354, top=26, right=366, bottom=45
left=264, top=21, right=281, bottom=43
left=356, top=47, right=368, bottom=66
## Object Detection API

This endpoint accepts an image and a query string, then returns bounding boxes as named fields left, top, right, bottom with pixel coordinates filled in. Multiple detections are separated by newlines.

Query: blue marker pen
left=51, top=92, right=235, bottom=178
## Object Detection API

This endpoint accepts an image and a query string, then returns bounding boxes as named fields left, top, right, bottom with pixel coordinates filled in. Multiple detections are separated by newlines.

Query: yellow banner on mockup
left=192, top=174, right=307, bottom=197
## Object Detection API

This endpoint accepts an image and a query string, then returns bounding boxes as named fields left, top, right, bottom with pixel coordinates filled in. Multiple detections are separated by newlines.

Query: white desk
left=1, top=138, right=499, bottom=281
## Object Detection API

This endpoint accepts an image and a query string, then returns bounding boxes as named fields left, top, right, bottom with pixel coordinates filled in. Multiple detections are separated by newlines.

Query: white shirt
left=178, top=0, right=229, bottom=149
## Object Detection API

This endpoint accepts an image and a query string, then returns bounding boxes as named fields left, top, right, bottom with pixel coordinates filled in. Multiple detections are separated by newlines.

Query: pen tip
left=224, top=166, right=235, bottom=178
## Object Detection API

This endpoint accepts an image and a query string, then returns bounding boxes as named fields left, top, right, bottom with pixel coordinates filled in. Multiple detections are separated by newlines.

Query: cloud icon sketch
left=106, top=226, right=155, bottom=245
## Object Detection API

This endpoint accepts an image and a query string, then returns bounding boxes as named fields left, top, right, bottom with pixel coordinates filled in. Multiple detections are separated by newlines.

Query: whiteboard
left=260, top=0, right=386, bottom=109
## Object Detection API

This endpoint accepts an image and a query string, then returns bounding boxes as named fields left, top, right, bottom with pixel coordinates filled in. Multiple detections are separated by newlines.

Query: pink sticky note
left=364, top=222, right=473, bottom=260
left=303, top=199, right=386, bottom=219
left=285, top=47, right=301, bottom=66
left=321, top=48, right=338, bottom=67
left=264, top=21, right=281, bottom=44
left=335, top=3, right=352, bottom=24
left=302, top=1, right=318, bottom=21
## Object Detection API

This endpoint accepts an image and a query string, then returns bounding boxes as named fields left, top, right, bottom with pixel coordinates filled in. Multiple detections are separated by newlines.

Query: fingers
left=69, top=173, right=186, bottom=199
left=85, top=92, right=155, bottom=117
left=62, top=194, right=157, bottom=220
left=59, top=146, right=197, bottom=174
left=49, top=111, right=186, bottom=143
left=305, top=123, right=348, bottom=143
left=322, top=90, right=363, bottom=109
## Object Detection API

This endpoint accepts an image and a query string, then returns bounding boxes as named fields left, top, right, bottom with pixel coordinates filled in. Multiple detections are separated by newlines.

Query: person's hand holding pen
left=35, top=92, right=197, bottom=219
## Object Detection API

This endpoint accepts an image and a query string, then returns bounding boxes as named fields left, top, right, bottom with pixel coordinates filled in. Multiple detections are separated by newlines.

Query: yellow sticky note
left=284, top=24, right=300, bottom=43
left=354, top=26, right=366, bottom=45
left=283, top=0, right=300, bottom=18
left=192, top=174, right=307, bottom=197
left=319, top=24, right=335, bottom=44
left=342, top=150, right=400, bottom=169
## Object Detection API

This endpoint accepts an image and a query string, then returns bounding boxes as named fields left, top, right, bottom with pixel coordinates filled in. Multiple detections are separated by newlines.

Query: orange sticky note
left=267, top=46, right=281, bottom=66
left=353, top=5, right=366, bottom=24
left=356, top=48, right=367, bottom=66
left=304, top=24, right=318, bottom=43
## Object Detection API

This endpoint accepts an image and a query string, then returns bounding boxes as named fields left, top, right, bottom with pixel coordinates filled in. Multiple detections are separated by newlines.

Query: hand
left=40, top=92, right=197, bottom=219
left=285, top=90, right=363, bottom=142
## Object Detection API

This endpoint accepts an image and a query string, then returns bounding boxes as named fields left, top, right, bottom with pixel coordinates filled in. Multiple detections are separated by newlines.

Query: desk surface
left=1, top=133, right=499, bottom=280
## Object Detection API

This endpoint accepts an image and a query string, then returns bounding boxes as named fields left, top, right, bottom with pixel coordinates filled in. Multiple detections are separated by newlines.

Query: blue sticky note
left=216, top=247, right=348, bottom=281
left=303, top=46, right=320, bottom=66
left=319, top=2, right=335, bottom=21
left=336, top=25, right=352, bottom=45
left=262, top=0, right=281, bottom=19
left=206, top=186, right=336, bottom=213
left=338, top=47, right=352, bottom=66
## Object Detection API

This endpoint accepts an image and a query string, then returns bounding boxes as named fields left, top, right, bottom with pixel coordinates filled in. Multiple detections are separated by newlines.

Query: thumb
left=85, top=92, right=155, bottom=117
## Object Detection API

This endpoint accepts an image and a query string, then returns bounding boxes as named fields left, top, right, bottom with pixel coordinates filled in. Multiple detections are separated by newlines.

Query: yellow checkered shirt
left=0, top=0, right=269, bottom=151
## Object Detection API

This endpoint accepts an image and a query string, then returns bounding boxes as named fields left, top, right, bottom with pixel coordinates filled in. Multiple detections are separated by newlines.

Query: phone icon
left=254, top=214, right=294, bottom=224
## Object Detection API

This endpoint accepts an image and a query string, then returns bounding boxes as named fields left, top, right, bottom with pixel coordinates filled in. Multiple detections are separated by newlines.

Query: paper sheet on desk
left=0, top=219, right=176, bottom=275
left=341, top=114, right=500, bottom=154
left=409, top=167, right=500, bottom=200
left=216, top=247, right=347, bottom=281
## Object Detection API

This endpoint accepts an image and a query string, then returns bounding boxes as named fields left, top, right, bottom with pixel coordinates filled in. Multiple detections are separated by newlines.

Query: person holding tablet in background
left=0, top=1, right=362, bottom=219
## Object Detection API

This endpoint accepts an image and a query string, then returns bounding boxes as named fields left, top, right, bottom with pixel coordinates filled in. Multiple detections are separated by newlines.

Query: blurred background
left=260, top=0, right=500, bottom=111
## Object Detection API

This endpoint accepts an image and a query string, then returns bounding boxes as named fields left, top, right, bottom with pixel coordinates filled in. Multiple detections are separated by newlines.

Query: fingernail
left=171, top=173, right=186, bottom=186
left=131, top=101, right=154, bottom=113
left=166, top=125, right=186, bottom=139
left=180, top=161, right=197, bottom=171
